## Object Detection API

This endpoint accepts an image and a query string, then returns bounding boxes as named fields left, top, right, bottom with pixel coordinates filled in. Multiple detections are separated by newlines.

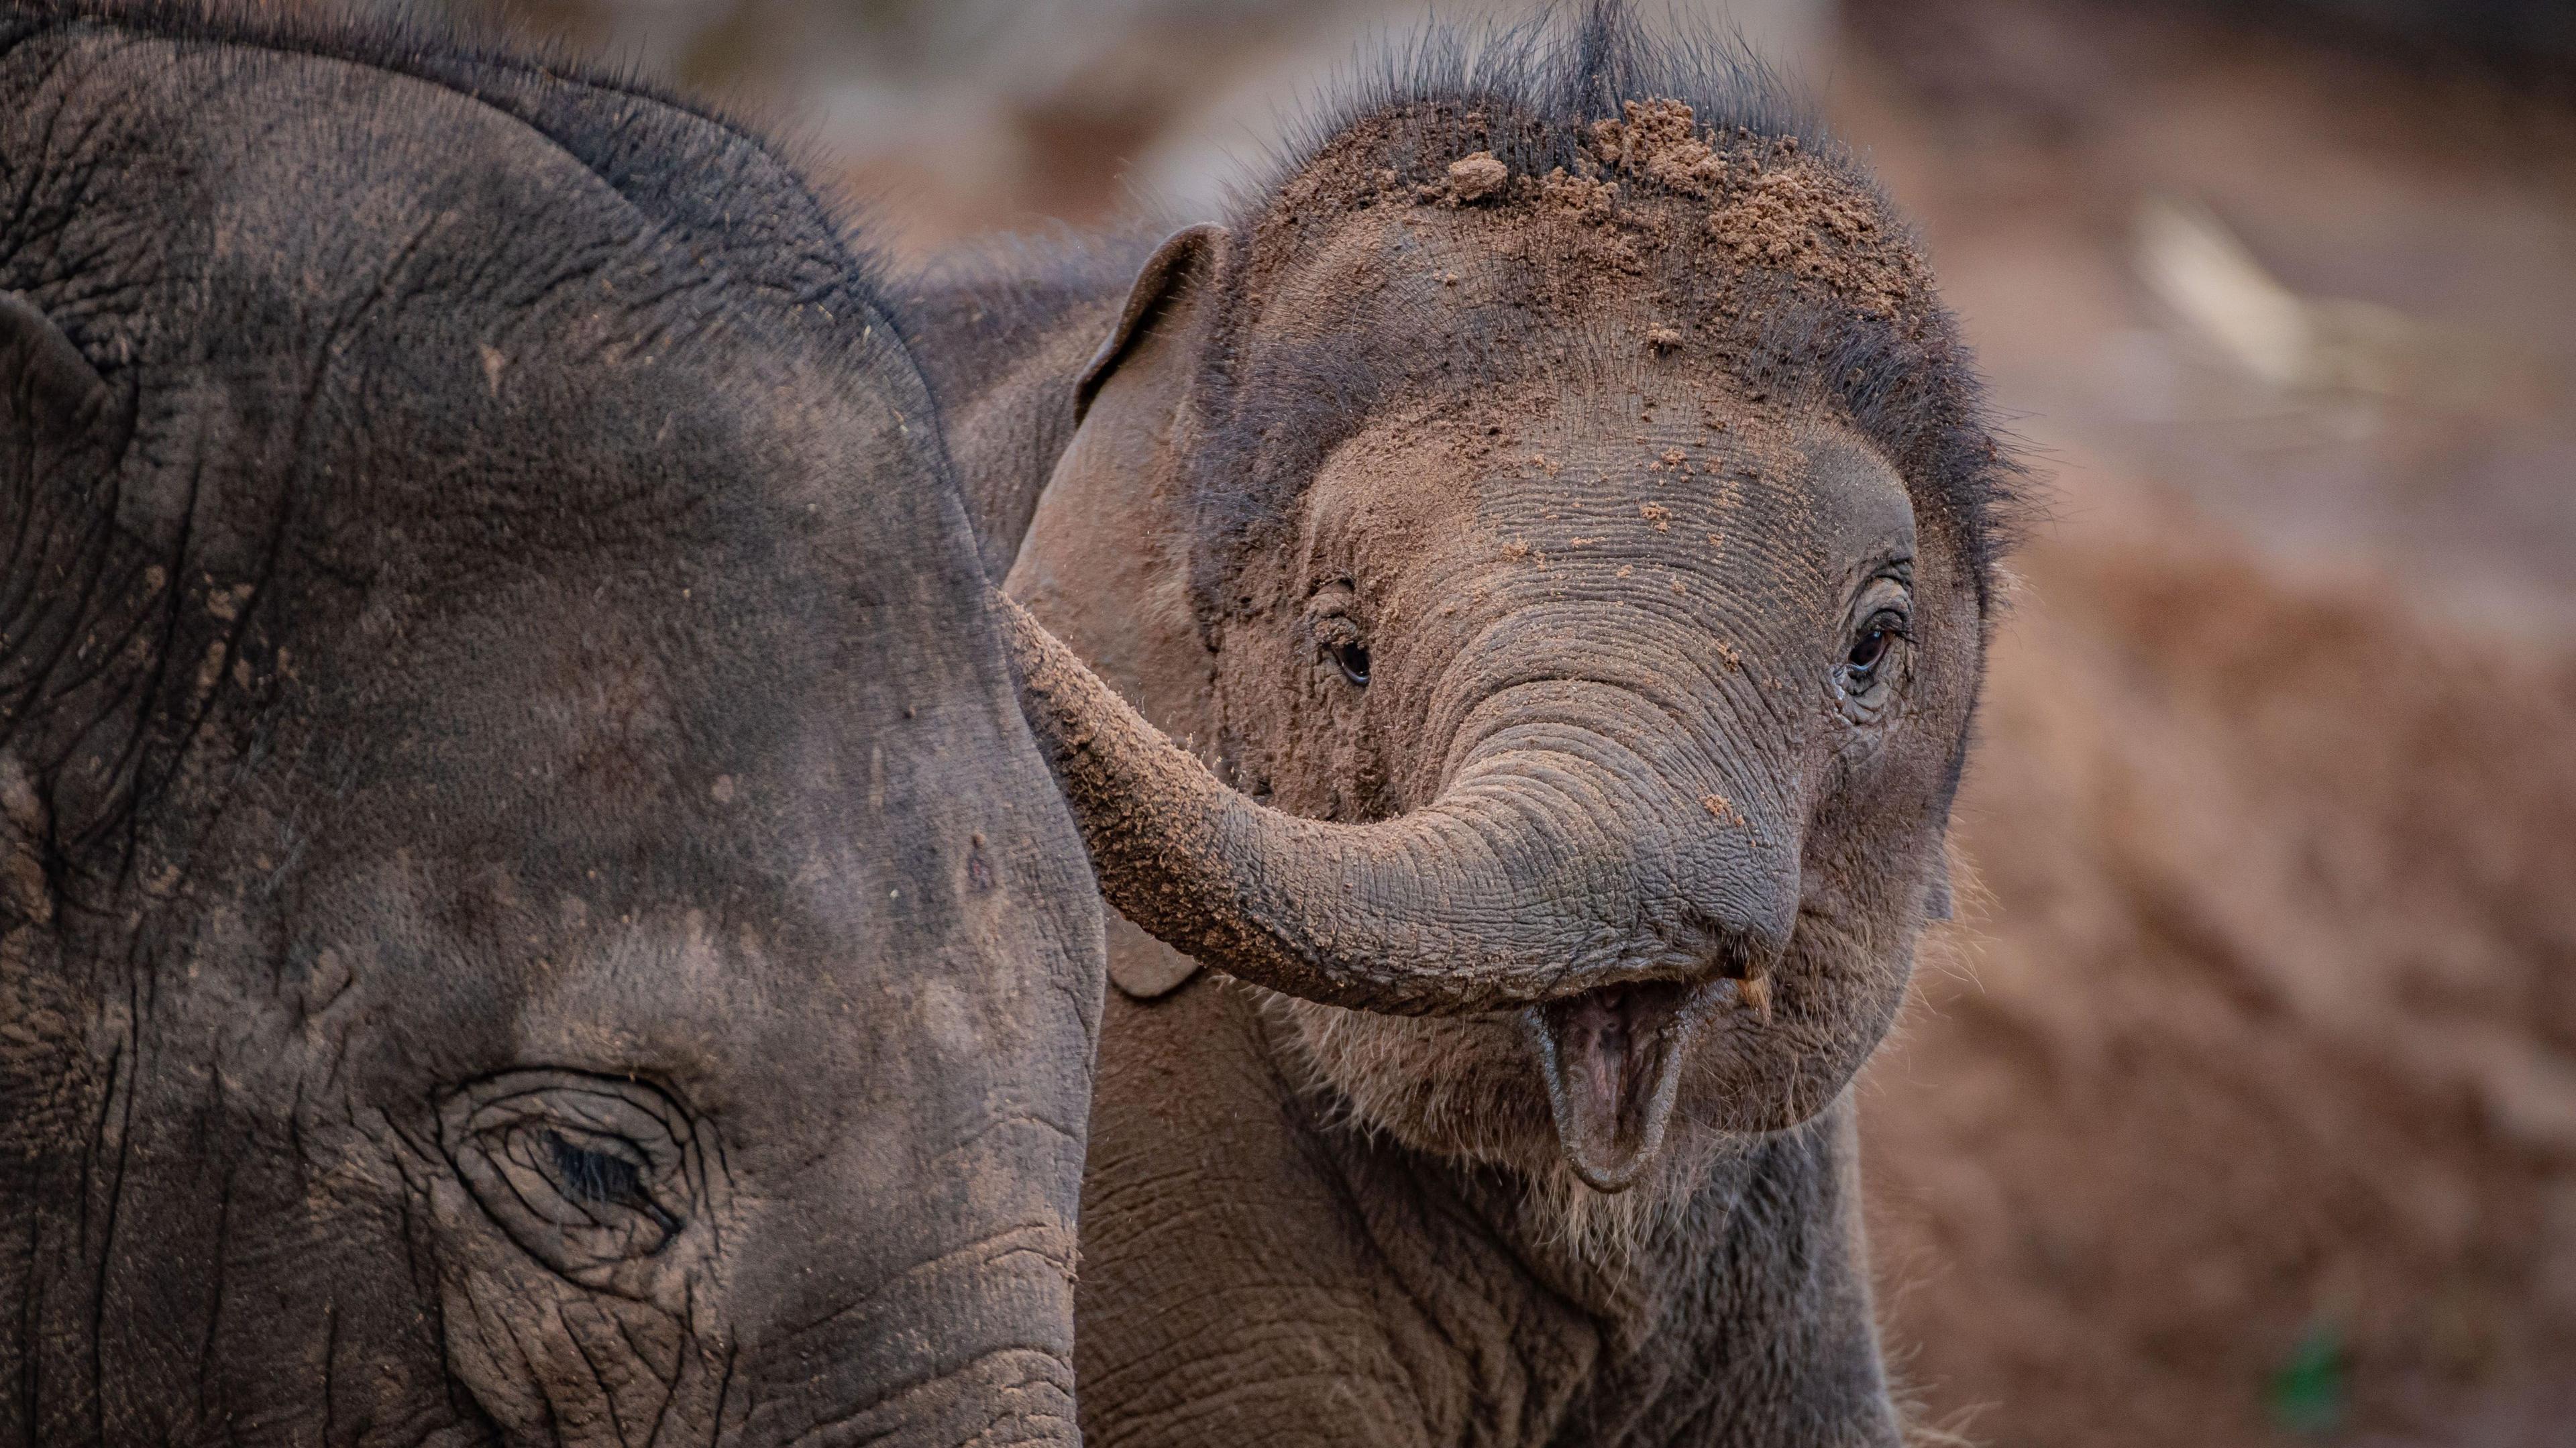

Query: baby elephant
left=906, top=12, right=2020, bottom=1446
left=0, top=3, right=1104, bottom=1443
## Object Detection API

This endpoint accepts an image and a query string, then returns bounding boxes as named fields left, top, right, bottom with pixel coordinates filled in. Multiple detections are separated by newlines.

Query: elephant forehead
left=1304, top=401, right=1913, bottom=599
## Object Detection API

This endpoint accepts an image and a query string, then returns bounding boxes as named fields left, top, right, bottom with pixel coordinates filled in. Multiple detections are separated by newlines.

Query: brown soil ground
left=1866, top=513, right=2576, bottom=1446
left=1840, top=4, right=2576, bottom=1442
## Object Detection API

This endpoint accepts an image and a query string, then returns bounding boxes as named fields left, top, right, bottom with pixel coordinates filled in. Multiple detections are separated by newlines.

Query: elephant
left=0, top=3, right=1108, bottom=1442
left=898, top=11, right=2023, bottom=1444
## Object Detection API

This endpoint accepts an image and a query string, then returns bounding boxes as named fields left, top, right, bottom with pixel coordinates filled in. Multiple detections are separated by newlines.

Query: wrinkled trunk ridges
left=999, top=594, right=1700, bottom=1016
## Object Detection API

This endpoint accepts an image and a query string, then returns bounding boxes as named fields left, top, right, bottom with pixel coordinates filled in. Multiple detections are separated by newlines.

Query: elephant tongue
left=1523, top=981, right=1696, bottom=1193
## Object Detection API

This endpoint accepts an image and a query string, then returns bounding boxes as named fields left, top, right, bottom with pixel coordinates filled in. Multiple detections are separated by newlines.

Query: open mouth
left=1521, top=973, right=1754, bottom=1193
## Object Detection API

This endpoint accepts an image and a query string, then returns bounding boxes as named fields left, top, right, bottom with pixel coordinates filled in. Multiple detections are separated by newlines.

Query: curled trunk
left=998, top=594, right=1703, bottom=1016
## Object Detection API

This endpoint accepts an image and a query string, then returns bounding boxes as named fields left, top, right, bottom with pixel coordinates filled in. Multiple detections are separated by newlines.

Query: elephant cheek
left=425, top=1174, right=735, bottom=1447
left=1691, top=945, right=1913, bottom=1133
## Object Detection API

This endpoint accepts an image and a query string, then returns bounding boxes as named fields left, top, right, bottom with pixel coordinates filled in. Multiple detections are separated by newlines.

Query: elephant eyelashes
left=442, top=1071, right=700, bottom=1283
left=1834, top=580, right=1914, bottom=724
left=1309, top=589, right=1371, bottom=687
left=1845, top=614, right=1903, bottom=679
left=543, top=1129, right=674, bottom=1232
left=548, top=1131, right=636, bottom=1203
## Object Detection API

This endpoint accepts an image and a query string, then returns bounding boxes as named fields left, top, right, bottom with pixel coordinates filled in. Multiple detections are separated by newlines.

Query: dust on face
left=1191, top=99, right=1992, bottom=1221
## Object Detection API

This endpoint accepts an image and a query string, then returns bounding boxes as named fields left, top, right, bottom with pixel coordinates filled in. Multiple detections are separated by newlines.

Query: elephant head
left=0, top=9, right=1099, bottom=1442
left=1004, top=63, right=2017, bottom=1199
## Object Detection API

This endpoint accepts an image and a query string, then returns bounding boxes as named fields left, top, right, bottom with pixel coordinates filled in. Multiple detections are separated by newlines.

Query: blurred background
left=405, top=0, right=2574, bottom=1441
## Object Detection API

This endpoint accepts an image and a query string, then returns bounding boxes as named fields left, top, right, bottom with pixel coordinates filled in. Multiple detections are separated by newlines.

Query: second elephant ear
left=1, top=291, right=125, bottom=913
left=0, top=289, right=161, bottom=557
left=1053, top=223, right=1225, bottom=1002
left=1, top=290, right=117, bottom=458
left=1073, top=223, right=1225, bottom=426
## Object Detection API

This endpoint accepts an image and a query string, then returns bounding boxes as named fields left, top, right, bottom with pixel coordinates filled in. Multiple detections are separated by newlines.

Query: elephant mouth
left=1523, top=972, right=1752, bottom=1193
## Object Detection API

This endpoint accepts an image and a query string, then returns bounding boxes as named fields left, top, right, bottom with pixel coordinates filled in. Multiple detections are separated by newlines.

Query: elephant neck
left=1237, top=994, right=1896, bottom=1443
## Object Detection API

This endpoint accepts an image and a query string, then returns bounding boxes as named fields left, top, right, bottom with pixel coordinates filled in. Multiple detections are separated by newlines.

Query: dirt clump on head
left=1444, top=150, right=1510, bottom=203
left=1590, top=99, right=1915, bottom=317
left=1587, top=96, right=1729, bottom=190
left=1411, top=98, right=1924, bottom=322
left=1245, top=97, right=1933, bottom=340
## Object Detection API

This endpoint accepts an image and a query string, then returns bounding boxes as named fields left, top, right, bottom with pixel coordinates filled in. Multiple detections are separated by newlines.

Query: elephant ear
left=1073, top=223, right=1224, bottom=425
left=1034, top=225, right=1226, bottom=1002
left=1, top=289, right=124, bottom=673
left=1105, top=912, right=1200, bottom=1001
left=1924, top=833, right=1973, bottom=923
left=1, top=291, right=115, bottom=453
left=0, top=291, right=119, bottom=929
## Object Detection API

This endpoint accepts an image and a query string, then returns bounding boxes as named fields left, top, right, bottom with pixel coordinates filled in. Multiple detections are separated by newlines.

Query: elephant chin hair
left=1258, top=988, right=1733, bottom=1264
left=1254, top=909, right=1982, bottom=1262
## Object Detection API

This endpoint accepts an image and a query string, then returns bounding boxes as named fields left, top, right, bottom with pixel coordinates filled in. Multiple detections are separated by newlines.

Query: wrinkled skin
left=0, top=5, right=1102, bottom=1443
left=902, top=34, right=2011, bottom=1446
left=1208, top=388, right=1969, bottom=1172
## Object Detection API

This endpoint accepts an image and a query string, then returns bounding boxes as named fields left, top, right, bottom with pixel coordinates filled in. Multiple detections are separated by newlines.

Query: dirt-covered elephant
left=900, top=9, right=2021, bottom=1444
left=0, top=3, right=1106, bottom=1442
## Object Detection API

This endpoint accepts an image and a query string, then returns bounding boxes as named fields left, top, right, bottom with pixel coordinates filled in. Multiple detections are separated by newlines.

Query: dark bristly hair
left=1242, top=0, right=1818, bottom=218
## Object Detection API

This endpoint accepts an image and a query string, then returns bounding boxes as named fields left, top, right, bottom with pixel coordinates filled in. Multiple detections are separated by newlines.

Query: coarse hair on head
left=1173, top=0, right=2029, bottom=620
left=1240, top=0, right=1817, bottom=213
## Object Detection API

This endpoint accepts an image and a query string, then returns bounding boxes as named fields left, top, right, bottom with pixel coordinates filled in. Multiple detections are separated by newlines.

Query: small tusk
left=1737, top=974, right=1773, bottom=1024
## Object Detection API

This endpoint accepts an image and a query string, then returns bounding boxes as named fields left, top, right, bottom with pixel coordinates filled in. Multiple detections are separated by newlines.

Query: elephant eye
left=1310, top=597, right=1371, bottom=687
left=1842, top=607, right=1909, bottom=688
left=442, top=1072, right=696, bottom=1283
left=1846, top=623, right=1895, bottom=676
left=546, top=1130, right=652, bottom=1212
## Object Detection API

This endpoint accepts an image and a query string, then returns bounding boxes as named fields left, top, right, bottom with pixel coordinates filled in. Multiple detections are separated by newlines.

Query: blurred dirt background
left=418, top=0, right=2576, bottom=1441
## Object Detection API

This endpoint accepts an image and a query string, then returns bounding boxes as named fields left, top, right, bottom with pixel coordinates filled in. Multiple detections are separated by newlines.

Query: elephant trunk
left=998, top=594, right=1711, bottom=1017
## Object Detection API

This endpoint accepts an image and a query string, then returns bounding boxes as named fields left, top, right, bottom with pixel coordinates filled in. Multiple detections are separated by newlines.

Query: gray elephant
left=902, top=10, right=2021, bottom=1444
left=0, top=3, right=1106, bottom=1442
